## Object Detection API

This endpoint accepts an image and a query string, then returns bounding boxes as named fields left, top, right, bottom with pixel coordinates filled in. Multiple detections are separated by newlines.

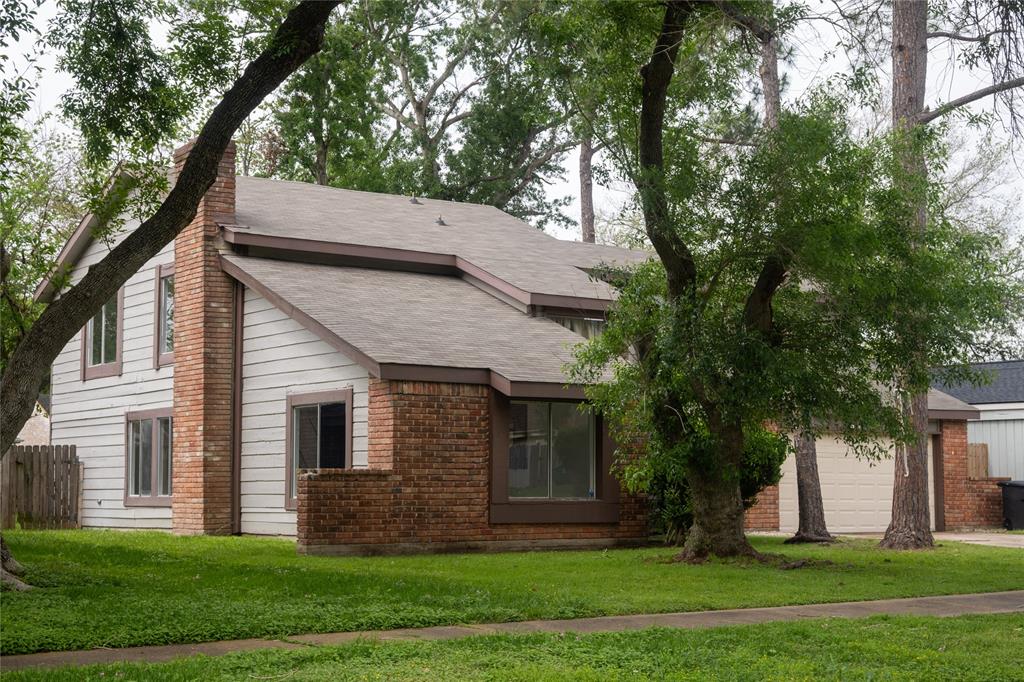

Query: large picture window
left=508, top=400, right=595, bottom=500
left=285, top=389, right=353, bottom=509
left=81, top=288, right=123, bottom=380
left=124, top=409, right=172, bottom=506
left=153, top=263, right=175, bottom=367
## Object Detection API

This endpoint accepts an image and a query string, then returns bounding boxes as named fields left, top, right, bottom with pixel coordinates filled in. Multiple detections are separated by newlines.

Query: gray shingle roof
left=235, top=176, right=650, bottom=302
left=933, top=361, right=1024, bottom=405
left=224, top=254, right=596, bottom=384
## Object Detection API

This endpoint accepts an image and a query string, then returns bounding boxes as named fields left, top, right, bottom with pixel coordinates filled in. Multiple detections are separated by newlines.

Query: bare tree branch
left=918, top=76, right=1024, bottom=124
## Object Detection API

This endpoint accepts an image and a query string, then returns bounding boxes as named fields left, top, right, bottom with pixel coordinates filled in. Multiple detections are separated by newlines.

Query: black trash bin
left=998, top=481, right=1024, bottom=530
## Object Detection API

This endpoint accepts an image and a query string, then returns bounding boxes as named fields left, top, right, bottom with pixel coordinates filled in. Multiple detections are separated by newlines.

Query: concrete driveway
left=840, top=531, right=1024, bottom=549
left=933, top=531, right=1024, bottom=549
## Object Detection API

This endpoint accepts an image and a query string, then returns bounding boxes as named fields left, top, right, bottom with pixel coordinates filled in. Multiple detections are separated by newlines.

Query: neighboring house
left=934, top=360, right=1024, bottom=480
left=14, top=397, right=51, bottom=446
left=38, top=140, right=999, bottom=553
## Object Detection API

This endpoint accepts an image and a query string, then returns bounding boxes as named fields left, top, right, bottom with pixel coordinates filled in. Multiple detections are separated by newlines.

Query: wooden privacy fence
left=967, top=443, right=990, bottom=480
left=1, top=445, right=83, bottom=530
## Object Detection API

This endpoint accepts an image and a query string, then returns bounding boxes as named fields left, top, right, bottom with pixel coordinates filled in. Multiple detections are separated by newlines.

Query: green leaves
left=50, top=0, right=188, bottom=163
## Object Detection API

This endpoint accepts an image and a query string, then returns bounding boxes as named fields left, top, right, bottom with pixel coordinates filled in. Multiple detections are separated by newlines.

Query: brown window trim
left=284, top=387, right=354, bottom=511
left=80, top=286, right=124, bottom=381
left=152, top=263, right=175, bottom=369
left=489, top=392, right=621, bottom=524
left=123, top=407, right=173, bottom=507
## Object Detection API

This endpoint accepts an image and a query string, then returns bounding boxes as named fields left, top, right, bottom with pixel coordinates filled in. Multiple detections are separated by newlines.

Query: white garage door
left=779, top=437, right=934, bottom=534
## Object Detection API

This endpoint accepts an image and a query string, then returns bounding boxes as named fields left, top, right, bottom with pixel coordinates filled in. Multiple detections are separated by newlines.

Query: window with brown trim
left=490, top=393, right=621, bottom=524
left=508, top=400, right=595, bottom=499
left=153, top=263, right=175, bottom=368
left=81, top=288, right=124, bottom=380
left=124, top=408, right=173, bottom=507
left=285, top=388, right=353, bottom=510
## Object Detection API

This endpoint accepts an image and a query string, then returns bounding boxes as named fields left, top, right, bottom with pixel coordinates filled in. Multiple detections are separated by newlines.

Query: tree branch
left=638, top=1, right=699, bottom=300
left=918, top=76, right=1024, bottom=124
left=926, top=29, right=1003, bottom=42
left=0, top=0, right=341, bottom=455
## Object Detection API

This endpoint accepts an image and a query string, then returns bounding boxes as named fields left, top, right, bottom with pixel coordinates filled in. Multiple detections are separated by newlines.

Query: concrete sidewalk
left=3, top=590, right=1023, bottom=671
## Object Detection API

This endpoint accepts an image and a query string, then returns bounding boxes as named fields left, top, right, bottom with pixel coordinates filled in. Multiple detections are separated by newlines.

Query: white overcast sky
left=12, top=1, right=1023, bottom=242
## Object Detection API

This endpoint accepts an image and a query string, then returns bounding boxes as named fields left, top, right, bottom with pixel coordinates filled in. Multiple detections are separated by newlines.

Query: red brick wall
left=297, top=379, right=647, bottom=553
left=940, top=420, right=1007, bottom=529
left=745, top=484, right=780, bottom=531
left=171, top=140, right=237, bottom=535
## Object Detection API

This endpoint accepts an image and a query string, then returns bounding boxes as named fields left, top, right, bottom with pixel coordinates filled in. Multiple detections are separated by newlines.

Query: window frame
left=284, top=388, right=354, bottom=511
left=152, top=263, right=175, bottom=368
left=80, top=287, right=124, bottom=381
left=490, top=393, right=621, bottom=524
left=123, top=407, right=173, bottom=507
left=506, top=400, right=597, bottom=501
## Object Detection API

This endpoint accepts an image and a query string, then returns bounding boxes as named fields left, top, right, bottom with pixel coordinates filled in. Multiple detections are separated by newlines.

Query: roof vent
left=436, top=215, right=447, bottom=226
left=409, top=196, right=421, bottom=205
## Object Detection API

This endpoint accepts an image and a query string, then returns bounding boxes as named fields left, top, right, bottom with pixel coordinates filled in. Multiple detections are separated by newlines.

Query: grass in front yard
left=1, top=530, right=1022, bottom=655
left=5, top=614, right=1023, bottom=681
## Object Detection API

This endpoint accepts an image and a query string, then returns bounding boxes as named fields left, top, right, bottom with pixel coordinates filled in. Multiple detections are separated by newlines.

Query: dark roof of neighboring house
left=932, top=360, right=1024, bottom=405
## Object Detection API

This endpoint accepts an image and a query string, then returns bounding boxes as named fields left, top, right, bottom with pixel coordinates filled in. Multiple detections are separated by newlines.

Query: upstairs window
left=154, top=264, right=175, bottom=367
left=285, top=389, right=353, bottom=509
left=547, top=315, right=605, bottom=340
left=82, top=289, right=122, bottom=380
left=508, top=401, right=595, bottom=500
left=124, top=409, right=172, bottom=506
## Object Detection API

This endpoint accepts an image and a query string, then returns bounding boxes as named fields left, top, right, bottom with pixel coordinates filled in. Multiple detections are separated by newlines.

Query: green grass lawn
left=5, top=614, right=1023, bottom=681
left=1, top=530, right=1022, bottom=656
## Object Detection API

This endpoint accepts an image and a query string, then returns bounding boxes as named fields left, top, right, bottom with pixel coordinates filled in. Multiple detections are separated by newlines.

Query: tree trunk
left=0, top=1, right=340, bottom=457
left=881, top=392, right=934, bottom=549
left=579, top=132, right=595, bottom=243
left=785, top=432, right=834, bottom=543
left=315, top=140, right=329, bottom=185
left=678, top=420, right=755, bottom=560
left=882, top=0, right=934, bottom=550
left=1, top=534, right=31, bottom=591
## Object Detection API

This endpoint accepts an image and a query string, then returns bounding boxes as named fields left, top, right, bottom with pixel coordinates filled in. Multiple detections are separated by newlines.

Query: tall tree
left=880, top=0, right=1024, bottom=550
left=785, top=433, right=833, bottom=543
left=568, top=0, right=1021, bottom=559
left=0, top=0, right=341, bottom=588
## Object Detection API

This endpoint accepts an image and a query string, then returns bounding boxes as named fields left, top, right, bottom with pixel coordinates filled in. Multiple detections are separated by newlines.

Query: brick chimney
left=171, top=140, right=237, bottom=535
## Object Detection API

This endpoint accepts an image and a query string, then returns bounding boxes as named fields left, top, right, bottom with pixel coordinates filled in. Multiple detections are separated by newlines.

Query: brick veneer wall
left=744, top=484, right=780, bottom=531
left=297, top=379, right=647, bottom=554
left=940, top=420, right=1008, bottom=529
left=171, top=140, right=237, bottom=534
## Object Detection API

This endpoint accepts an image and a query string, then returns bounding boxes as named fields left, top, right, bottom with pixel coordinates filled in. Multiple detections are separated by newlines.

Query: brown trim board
left=152, top=262, right=176, bottom=369
left=219, top=255, right=382, bottom=375
left=489, top=393, right=621, bottom=524
left=80, top=286, right=124, bottom=381
left=231, top=282, right=244, bottom=534
left=284, top=387, right=355, bottom=511
left=221, top=227, right=614, bottom=314
left=123, top=407, right=174, bottom=508
left=35, top=171, right=135, bottom=304
left=926, top=409, right=980, bottom=421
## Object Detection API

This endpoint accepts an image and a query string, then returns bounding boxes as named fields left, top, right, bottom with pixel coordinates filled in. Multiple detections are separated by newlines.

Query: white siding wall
left=49, top=223, right=175, bottom=529
left=240, top=288, right=370, bottom=536
left=969, top=405, right=1024, bottom=480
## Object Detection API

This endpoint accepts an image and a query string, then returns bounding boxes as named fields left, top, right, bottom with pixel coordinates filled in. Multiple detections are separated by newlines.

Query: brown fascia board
left=219, top=254, right=590, bottom=400
left=219, top=255, right=382, bottom=376
left=35, top=212, right=102, bottom=304
left=34, top=171, right=135, bottom=304
left=927, top=408, right=980, bottom=421
left=220, top=226, right=613, bottom=314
